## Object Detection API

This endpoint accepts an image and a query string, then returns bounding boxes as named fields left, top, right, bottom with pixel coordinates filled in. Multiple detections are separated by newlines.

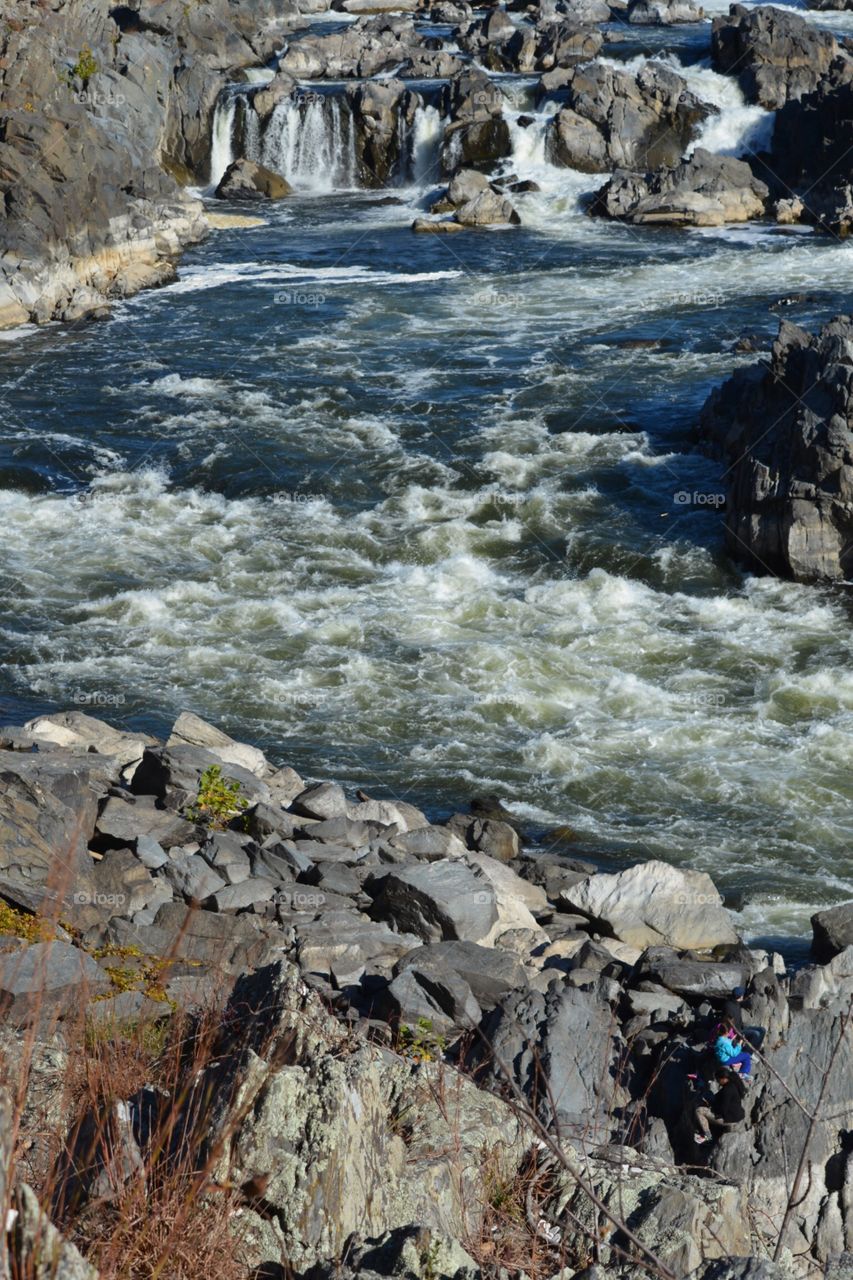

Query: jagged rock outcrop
left=627, top=0, right=704, bottom=22
left=278, top=15, right=431, bottom=79
left=812, top=902, right=853, bottom=963
left=546, top=62, right=710, bottom=173
left=457, top=14, right=603, bottom=74
left=698, top=315, right=853, bottom=582
left=198, top=961, right=527, bottom=1272
left=347, top=80, right=421, bottom=187
left=0, top=0, right=292, bottom=327
left=710, top=4, right=852, bottom=109
left=592, top=149, right=769, bottom=225
left=766, top=75, right=853, bottom=234
left=439, top=69, right=512, bottom=174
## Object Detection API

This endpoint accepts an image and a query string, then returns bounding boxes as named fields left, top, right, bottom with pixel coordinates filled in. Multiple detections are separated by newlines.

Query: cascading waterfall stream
left=208, top=92, right=238, bottom=188
left=258, top=95, right=358, bottom=193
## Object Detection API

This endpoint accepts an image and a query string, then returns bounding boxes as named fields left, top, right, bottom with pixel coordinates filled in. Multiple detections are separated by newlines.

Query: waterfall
left=209, top=92, right=237, bottom=189
left=407, top=104, right=443, bottom=188
left=259, top=96, right=357, bottom=193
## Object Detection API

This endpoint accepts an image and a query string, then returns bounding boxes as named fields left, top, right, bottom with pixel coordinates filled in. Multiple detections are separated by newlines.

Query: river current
left=2, top=0, right=853, bottom=955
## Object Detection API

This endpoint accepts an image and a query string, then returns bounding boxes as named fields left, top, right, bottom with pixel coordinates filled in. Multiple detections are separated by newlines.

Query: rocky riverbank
left=1, top=709, right=852, bottom=1280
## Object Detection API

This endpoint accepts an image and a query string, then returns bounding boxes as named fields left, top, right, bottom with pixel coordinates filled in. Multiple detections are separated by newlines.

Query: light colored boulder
left=559, top=859, right=739, bottom=950
left=167, top=711, right=270, bottom=777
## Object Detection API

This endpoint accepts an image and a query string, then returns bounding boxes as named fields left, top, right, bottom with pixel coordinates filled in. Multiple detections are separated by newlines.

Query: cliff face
left=0, top=0, right=294, bottom=327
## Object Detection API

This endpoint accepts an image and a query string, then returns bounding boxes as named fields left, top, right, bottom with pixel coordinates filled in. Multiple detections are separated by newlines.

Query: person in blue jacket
left=714, top=1023, right=753, bottom=1078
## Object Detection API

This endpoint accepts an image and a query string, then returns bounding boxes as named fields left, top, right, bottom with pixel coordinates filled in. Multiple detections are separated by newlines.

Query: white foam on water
left=156, top=261, right=463, bottom=296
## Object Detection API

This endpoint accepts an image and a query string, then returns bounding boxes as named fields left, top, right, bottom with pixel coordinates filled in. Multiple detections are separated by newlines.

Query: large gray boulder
left=466, top=984, right=628, bottom=1137
left=368, top=860, right=499, bottom=944
left=710, top=4, right=851, bottom=109
left=166, top=710, right=270, bottom=777
left=131, top=744, right=271, bottom=812
left=396, top=940, right=528, bottom=1007
left=347, top=79, right=420, bottom=187
left=0, top=942, right=111, bottom=1023
left=559, top=859, right=740, bottom=950
left=547, top=61, right=709, bottom=174
left=23, top=710, right=157, bottom=782
left=812, top=901, right=853, bottom=963
left=697, top=315, right=853, bottom=582
left=0, top=751, right=115, bottom=916
left=196, top=961, right=526, bottom=1271
left=592, top=149, right=769, bottom=226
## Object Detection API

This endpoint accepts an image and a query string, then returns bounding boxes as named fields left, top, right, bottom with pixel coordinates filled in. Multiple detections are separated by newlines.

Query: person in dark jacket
left=693, top=1068, right=746, bottom=1143
left=722, top=986, right=766, bottom=1051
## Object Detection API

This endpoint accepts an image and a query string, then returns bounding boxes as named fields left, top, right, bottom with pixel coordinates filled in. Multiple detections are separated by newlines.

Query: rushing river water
left=2, top=0, right=853, bottom=956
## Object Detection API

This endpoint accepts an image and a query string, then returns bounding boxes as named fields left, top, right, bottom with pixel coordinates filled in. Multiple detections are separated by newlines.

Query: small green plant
left=398, top=1017, right=447, bottom=1063
left=420, top=1238, right=442, bottom=1280
left=63, top=44, right=98, bottom=88
left=188, top=764, right=249, bottom=830
left=0, top=900, right=54, bottom=944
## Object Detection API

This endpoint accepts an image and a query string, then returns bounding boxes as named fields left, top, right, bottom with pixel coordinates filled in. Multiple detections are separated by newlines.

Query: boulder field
left=1, top=709, right=852, bottom=1280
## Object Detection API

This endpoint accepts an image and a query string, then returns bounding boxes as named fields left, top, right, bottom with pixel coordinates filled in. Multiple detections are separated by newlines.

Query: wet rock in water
left=215, top=158, right=292, bottom=200
left=558, top=858, right=740, bottom=949
left=592, top=149, right=769, bottom=225
left=546, top=62, right=710, bottom=173
left=454, top=188, right=521, bottom=226
left=459, top=12, right=603, bottom=73
left=249, top=72, right=298, bottom=124
left=812, top=901, right=853, bottom=962
left=627, top=0, right=704, bottom=20
left=347, top=79, right=420, bottom=187
left=412, top=218, right=466, bottom=233
left=710, top=4, right=851, bottom=109
left=697, top=315, right=853, bottom=581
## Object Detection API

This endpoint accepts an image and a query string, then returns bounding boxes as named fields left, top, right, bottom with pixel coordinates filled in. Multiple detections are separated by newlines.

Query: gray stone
left=396, top=939, right=527, bottom=1007
left=0, top=942, right=111, bottom=1022
left=388, top=826, right=468, bottom=861
left=167, top=710, right=270, bottom=777
left=95, top=794, right=196, bottom=850
left=369, top=859, right=498, bottom=944
left=201, top=830, right=252, bottom=884
left=131, top=745, right=270, bottom=813
left=711, top=4, right=850, bottom=109
left=207, top=878, right=278, bottom=913
left=291, top=781, right=349, bottom=820
left=162, top=853, right=227, bottom=903
left=593, top=149, right=768, bottom=227
left=11, top=1183, right=98, bottom=1280
left=91, top=848, right=162, bottom=920
left=383, top=963, right=482, bottom=1033
left=559, top=859, right=739, bottom=950
left=547, top=62, right=709, bottom=174
left=813, top=901, right=853, bottom=962
left=215, top=157, right=292, bottom=201
left=466, top=984, right=628, bottom=1136
left=135, top=835, right=168, bottom=870
left=0, top=750, right=115, bottom=917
